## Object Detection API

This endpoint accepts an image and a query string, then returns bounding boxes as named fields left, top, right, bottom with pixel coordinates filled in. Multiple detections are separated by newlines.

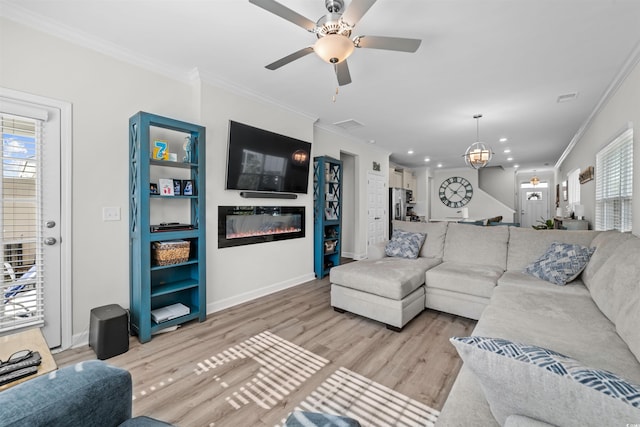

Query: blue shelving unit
left=129, top=112, right=206, bottom=343
left=313, top=156, right=342, bottom=278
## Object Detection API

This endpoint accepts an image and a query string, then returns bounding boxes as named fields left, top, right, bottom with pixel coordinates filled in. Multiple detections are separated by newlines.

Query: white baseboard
left=70, top=329, right=90, bottom=349
left=69, top=273, right=316, bottom=349
left=206, top=272, right=316, bottom=315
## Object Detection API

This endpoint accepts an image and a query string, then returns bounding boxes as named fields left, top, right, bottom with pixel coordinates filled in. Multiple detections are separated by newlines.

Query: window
left=595, top=127, right=633, bottom=232
left=1, top=113, right=45, bottom=332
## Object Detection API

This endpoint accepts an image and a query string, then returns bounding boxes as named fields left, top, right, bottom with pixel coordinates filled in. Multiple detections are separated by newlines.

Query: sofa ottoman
left=330, top=221, right=448, bottom=330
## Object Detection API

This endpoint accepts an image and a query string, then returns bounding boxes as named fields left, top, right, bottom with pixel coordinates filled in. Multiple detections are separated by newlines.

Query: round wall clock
left=439, top=177, right=473, bottom=208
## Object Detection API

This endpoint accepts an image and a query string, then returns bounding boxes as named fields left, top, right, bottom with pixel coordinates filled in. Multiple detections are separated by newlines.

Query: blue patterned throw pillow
left=523, top=241, right=595, bottom=285
left=384, top=229, right=426, bottom=259
left=450, top=336, right=640, bottom=426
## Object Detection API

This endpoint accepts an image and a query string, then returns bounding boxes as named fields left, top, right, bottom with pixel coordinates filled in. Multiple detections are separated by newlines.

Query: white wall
left=340, top=152, right=356, bottom=257
left=558, top=55, right=640, bottom=236
left=197, top=80, right=317, bottom=310
left=0, top=18, right=388, bottom=341
left=430, top=167, right=515, bottom=221
left=1, top=18, right=197, bottom=339
left=313, top=126, right=390, bottom=259
left=479, top=166, right=517, bottom=210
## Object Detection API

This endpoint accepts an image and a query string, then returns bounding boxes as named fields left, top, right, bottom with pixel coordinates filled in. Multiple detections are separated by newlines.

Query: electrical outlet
left=102, top=207, right=121, bottom=221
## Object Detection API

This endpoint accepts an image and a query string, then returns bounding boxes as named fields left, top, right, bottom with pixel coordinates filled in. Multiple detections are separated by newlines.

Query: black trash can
left=89, top=304, right=129, bottom=360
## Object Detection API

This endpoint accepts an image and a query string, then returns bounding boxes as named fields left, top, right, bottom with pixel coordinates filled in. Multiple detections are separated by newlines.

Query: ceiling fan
left=249, top=0, right=422, bottom=86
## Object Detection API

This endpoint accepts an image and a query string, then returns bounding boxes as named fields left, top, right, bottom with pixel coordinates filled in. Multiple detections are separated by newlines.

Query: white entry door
left=520, top=185, right=549, bottom=229
left=1, top=90, right=69, bottom=349
left=367, top=173, right=387, bottom=253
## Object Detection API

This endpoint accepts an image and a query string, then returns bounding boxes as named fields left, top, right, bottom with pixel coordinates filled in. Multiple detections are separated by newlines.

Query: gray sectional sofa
left=329, top=221, right=640, bottom=426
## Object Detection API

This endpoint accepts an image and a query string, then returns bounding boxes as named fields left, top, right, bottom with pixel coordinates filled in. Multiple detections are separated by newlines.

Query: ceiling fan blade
left=335, top=60, right=352, bottom=86
left=341, top=0, right=376, bottom=27
left=355, top=35, right=422, bottom=52
left=249, top=0, right=316, bottom=32
left=265, top=47, right=314, bottom=70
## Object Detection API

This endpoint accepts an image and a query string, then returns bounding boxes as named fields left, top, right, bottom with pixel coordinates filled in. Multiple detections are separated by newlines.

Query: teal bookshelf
left=313, top=156, right=342, bottom=278
left=129, top=112, right=206, bottom=343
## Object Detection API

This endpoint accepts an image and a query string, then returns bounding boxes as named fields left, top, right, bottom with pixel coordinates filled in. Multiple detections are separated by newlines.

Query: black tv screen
left=226, top=121, right=312, bottom=194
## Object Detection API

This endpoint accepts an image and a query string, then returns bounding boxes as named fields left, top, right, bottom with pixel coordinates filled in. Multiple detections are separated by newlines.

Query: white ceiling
left=3, top=0, right=640, bottom=170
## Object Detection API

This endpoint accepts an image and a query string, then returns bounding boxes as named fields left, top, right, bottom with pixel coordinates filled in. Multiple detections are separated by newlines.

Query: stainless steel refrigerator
left=389, top=187, right=406, bottom=238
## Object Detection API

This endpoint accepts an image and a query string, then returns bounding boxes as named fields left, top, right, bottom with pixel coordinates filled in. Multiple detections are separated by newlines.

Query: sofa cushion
left=330, top=257, right=440, bottom=300
left=385, top=229, right=426, bottom=259
left=522, top=241, right=595, bottom=285
left=581, top=230, right=633, bottom=288
left=473, top=284, right=640, bottom=385
left=392, top=220, right=448, bottom=258
left=506, top=227, right=597, bottom=272
left=443, top=223, right=509, bottom=269
left=584, top=236, right=640, bottom=363
left=450, top=336, right=640, bottom=427
left=426, top=261, right=502, bottom=298
left=497, top=271, right=590, bottom=297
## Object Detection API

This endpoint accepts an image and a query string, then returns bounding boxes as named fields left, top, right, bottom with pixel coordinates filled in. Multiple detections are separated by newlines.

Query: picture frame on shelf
left=158, top=178, right=174, bottom=196
left=182, top=179, right=195, bottom=196
left=173, top=179, right=182, bottom=196
left=150, top=183, right=158, bottom=195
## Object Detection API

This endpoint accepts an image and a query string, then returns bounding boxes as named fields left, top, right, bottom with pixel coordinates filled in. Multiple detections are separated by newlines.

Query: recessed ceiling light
left=503, top=148, right=511, bottom=153
left=514, top=164, right=520, bottom=168
left=368, top=139, right=376, bottom=144
left=407, top=150, right=414, bottom=155
left=507, top=157, right=513, bottom=161
left=499, top=137, right=508, bottom=143
left=424, top=157, right=430, bottom=162
left=437, top=163, right=443, bottom=168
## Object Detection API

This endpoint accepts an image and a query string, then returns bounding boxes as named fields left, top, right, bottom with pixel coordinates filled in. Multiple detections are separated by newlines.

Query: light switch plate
left=103, top=207, right=121, bottom=221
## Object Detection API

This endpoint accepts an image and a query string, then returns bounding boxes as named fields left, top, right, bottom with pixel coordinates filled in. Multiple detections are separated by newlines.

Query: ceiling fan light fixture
left=314, top=34, right=354, bottom=64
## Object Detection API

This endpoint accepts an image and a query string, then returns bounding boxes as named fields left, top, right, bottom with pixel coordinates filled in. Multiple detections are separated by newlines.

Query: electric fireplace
left=218, top=206, right=305, bottom=248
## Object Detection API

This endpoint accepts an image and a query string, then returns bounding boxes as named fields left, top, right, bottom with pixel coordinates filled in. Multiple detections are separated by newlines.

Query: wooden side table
left=0, top=328, right=57, bottom=390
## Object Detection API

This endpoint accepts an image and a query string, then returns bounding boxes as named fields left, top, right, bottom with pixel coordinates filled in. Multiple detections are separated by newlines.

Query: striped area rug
left=279, top=367, right=439, bottom=427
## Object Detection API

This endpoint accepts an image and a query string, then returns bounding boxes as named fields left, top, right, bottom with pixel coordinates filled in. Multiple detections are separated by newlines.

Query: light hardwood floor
left=55, top=274, right=475, bottom=426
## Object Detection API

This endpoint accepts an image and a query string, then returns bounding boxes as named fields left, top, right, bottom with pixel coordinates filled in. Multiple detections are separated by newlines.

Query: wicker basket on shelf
left=152, top=240, right=190, bottom=266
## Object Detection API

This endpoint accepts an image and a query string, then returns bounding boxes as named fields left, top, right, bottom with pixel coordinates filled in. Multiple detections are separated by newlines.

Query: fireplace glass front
left=218, top=206, right=305, bottom=248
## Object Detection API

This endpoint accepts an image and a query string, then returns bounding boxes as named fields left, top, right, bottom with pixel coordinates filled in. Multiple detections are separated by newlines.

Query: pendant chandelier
left=530, top=172, right=540, bottom=186
left=463, top=114, right=493, bottom=169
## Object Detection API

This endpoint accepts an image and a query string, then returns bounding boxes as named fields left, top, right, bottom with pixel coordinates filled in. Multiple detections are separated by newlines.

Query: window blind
left=1, top=113, right=45, bottom=333
left=595, top=127, right=633, bottom=232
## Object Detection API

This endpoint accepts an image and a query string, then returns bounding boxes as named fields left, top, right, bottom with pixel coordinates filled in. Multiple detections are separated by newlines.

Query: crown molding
left=555, top=39, right=640, bottom=170
left=1, top=3, right=322, bottom=124
left=1, top=2, right=192, bottom=84
left=192, top=68, right=319, bottom=123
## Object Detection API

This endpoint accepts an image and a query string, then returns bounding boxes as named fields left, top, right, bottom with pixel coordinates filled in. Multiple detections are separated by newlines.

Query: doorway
left=0, top=89, right=71, bottom=349
left=366, top=172, right=387, bottom=251
left=520, top=183, right=550, bottom=229
left=340, top=152, right=356, bottom=259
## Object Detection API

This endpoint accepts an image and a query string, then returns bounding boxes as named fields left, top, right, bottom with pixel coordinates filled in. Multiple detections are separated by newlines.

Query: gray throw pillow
left=523, top=241, right=595, bottom=285
left=385, top=229, right=426, bottom=259
left=450, top=336, right=640, bottom=427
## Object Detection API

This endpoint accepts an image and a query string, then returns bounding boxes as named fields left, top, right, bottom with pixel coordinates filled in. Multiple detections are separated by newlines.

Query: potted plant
left=532, top=217, right=555, bottom=230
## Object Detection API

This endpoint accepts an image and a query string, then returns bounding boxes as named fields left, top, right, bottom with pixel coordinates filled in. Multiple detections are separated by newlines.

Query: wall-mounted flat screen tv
left=225, top=121, right=312, bottom=194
